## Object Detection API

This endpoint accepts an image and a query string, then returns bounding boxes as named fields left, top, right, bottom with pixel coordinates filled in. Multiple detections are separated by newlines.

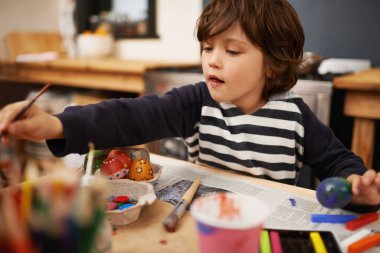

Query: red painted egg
left=107, top=149, right=132, bottom=168
left=100, top=157, right=127, bottom=180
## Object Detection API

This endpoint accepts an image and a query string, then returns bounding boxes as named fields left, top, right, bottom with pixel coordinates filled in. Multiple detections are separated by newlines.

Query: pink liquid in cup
left=190, top=192, right=270, bottom=253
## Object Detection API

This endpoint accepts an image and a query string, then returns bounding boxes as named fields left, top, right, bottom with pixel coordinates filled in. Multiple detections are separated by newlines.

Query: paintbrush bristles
left=163, top=214, right=178, bottom=232
left=163, top=177, right=201, bottom=233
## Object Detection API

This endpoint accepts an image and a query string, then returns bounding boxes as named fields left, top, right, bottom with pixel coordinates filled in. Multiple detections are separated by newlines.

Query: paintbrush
left=163, top=177, right=201, bottom=232
left=0, top=82, right=51, bottom=139
left=81, top=142, right=95, bottom=187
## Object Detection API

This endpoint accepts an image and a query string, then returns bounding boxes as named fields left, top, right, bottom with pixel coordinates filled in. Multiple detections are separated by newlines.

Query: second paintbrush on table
left=163, top=177, right=201, bottom=232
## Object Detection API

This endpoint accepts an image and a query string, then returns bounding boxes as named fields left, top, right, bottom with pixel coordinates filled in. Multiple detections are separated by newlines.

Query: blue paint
left=118, top=203, right=134, bottom=210
left=288, top=198, right=297, bottom=207
left=197, top=222, right=216, bottom=235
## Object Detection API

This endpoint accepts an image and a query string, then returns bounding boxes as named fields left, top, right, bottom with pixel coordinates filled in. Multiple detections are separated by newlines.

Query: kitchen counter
left=0, top=58, right=200, bottom=95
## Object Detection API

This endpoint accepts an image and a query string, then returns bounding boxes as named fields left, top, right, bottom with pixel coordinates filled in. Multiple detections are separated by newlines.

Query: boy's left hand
left=347, top=169, right=380, bottom=206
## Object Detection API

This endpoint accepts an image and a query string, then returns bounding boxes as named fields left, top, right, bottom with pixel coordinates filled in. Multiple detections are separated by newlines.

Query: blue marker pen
left=311, top=214, right=357, bottom=223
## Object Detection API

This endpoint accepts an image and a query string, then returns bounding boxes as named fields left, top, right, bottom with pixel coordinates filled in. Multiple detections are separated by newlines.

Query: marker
left=341, top=229, right=373, bottom=248
left=270, top=230, right=283, bottom=253
left=311, top=214, right=357, bottom=223
left=260, top=230, right=272, bottom=253
left=310, top=232, right=327, bottom=253
left=348, top=232, right=380, bottom=253
left=346, top=212, right=379, bottom=231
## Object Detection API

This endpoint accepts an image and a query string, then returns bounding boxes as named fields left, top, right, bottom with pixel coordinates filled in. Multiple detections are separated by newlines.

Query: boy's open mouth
left=209, top=75, right=224, bottom=83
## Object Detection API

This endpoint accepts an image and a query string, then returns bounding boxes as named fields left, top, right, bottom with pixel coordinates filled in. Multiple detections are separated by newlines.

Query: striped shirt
left=49, top=81, right=366, bottom=185
left=186, top=95, right=305, bottom=184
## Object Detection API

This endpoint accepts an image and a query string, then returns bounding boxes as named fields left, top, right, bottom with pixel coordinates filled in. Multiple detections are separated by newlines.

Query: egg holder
left=94, top=163, right=162, bottom=183
left=81, top=147, right=161, bottom=225
left=84, top=147, right=163, bottom=183
left=105, top=179, right=156, bottom=225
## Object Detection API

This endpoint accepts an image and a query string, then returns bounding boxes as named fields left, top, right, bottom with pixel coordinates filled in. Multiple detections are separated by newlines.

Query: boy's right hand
left=0, top=101, right=64, bottom=143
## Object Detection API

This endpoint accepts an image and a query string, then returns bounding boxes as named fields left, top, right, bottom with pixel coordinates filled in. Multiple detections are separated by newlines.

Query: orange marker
left=346, top=212, right=379, bottom=231
left=348, top=232, right=380, bottom=253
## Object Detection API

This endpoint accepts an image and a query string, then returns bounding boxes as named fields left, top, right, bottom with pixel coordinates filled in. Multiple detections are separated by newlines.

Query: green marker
left=260, top=230, right=272, bottom=253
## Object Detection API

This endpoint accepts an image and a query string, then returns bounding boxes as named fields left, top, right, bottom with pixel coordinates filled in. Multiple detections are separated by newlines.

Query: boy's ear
left=266, top=69, right=274, bottom=78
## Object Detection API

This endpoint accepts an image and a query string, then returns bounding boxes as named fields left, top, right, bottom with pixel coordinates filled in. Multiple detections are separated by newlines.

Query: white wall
left=0, top=0, right=202, bottom=63
left=0, top=0, right=59, bottom=58
left=115, top=0, right=202, bottom=63
left=0, top=0, right=59, bottom=38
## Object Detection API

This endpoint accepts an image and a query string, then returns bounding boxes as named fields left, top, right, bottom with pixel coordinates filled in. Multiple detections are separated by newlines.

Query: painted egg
left=100, top=157, right=128, bottom=180
left=84, top=150, right=107, bottom=174
left=127, top=158, right=154, bottom=181
left=316, top=177, right=352, bottom=209
left=107, top=149, right=132, bottom=169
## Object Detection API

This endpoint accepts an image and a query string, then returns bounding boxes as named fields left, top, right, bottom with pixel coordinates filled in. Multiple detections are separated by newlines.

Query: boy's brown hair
left=197, top=0, right=305, bottom=98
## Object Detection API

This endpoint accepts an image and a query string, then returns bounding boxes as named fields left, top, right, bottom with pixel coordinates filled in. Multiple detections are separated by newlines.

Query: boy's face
left=201, top=23, right=268, bottom=114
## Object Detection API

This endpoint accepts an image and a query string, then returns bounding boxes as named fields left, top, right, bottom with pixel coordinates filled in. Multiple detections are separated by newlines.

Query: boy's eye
left=226, top=50, right=240, bottom=55
left=202, top=46, right=213, bottom=52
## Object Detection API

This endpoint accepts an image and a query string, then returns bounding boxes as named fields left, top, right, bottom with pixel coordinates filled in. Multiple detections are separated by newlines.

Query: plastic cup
left=190, top=192, right=270, bottom=253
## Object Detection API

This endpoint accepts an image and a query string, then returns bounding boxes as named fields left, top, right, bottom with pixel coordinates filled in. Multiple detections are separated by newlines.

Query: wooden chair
left=5, top=31, right=66, bottom=60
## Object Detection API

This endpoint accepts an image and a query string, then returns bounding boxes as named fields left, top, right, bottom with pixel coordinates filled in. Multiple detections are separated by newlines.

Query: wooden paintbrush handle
left=13, top=83, right=51, bottom=121
left=182, top=177, right=201, bottom=203
left=162, top=177, right=201, bottom=232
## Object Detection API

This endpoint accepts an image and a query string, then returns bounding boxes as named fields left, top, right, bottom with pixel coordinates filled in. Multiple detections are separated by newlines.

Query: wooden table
left=0, top=154, right=317, bottom=253
left=0, top=58, right=200, bottom=96
left=334, top=68, right=380, bottom=169
left=111, top=154, right=316, bottom=253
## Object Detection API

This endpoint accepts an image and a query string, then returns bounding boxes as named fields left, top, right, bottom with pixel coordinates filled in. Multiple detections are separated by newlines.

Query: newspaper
left=151, top=154, right=380, bottom=252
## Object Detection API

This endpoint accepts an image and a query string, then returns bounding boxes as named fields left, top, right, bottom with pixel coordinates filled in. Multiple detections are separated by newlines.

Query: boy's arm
left=0, top=101, right=64, bottom=142
left=47, top=82, right=206, bottom=156
left=298, top=99, right=366, bottom=180
left=298, top=100, right=380, bottom=212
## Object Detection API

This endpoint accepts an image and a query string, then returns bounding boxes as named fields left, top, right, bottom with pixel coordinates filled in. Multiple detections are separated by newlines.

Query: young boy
left=1, top=0, right=379, bottom=209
